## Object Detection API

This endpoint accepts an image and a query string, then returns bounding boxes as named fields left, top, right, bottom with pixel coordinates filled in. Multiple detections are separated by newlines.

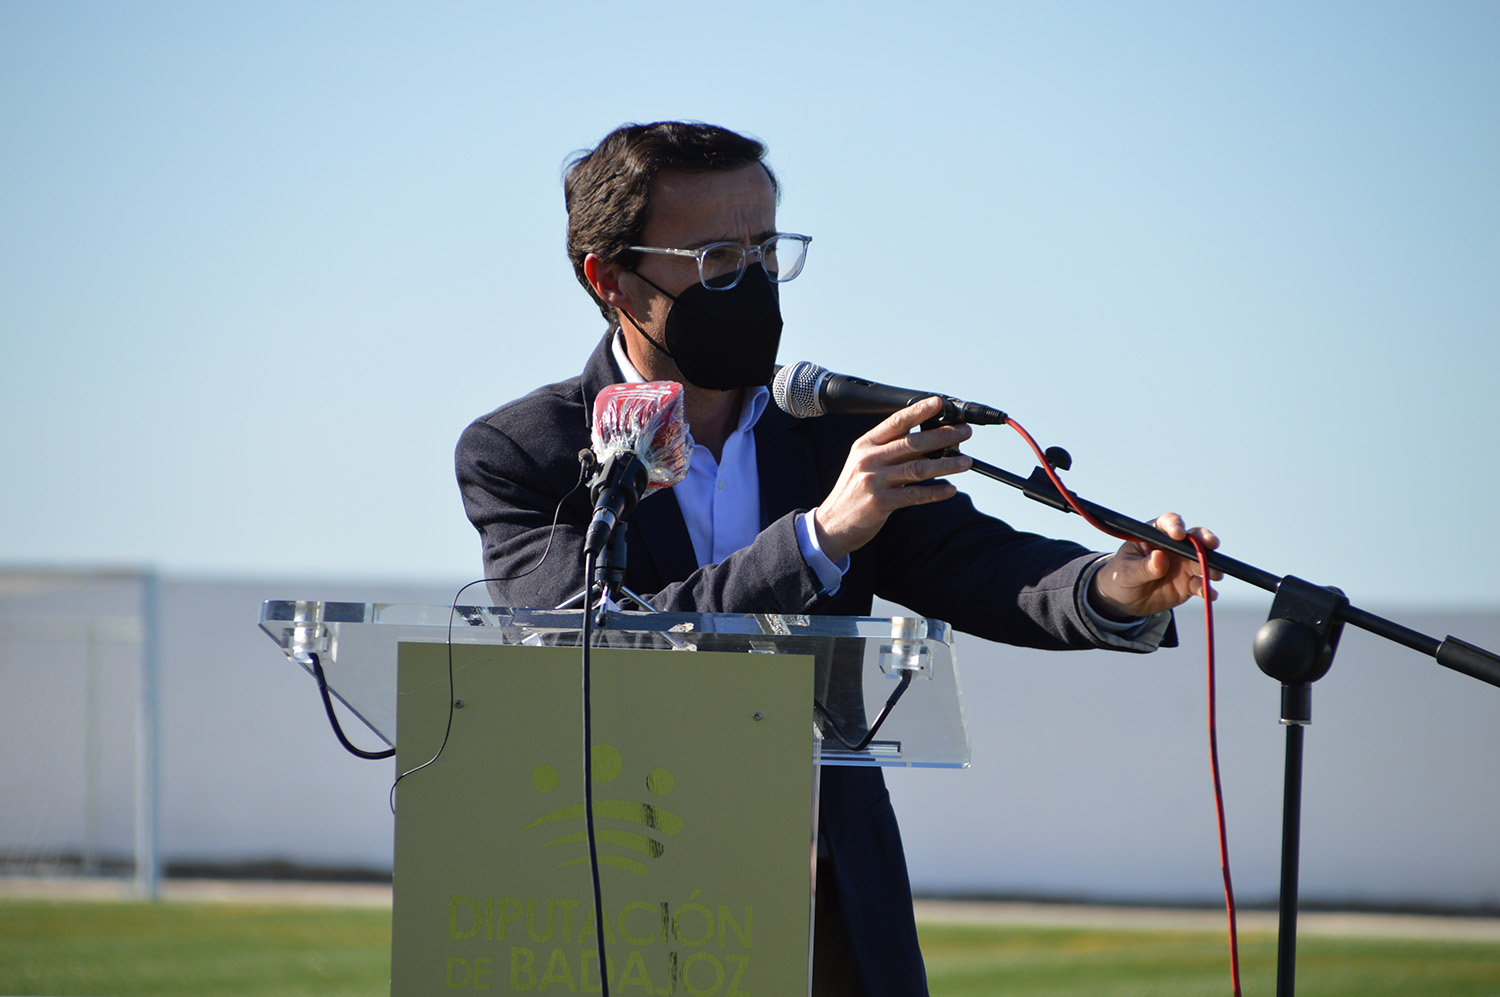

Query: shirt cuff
left=796, top=512, right=849, bottom=597
left=1077, top=555, right=1172, bottom=652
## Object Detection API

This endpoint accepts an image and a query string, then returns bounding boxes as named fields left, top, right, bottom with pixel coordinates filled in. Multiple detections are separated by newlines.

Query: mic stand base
left=558, top=523, right=657, bottom=627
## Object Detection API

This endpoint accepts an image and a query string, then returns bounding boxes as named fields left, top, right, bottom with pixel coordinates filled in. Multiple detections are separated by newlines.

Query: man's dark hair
left=564, top=121, right=779, bottom=322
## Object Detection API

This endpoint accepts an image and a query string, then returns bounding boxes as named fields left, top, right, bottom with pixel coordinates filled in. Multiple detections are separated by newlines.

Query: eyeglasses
left=627, top=233, right=811, bottom=291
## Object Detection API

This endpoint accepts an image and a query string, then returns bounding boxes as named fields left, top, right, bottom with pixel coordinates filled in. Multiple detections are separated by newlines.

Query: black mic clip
left=584, top=451, right=650, bottom=556
left=920, top=403, right=965, bottom=461
left=578, top=447, right=600, bottom=483
left=1023, top=446, right=1076, bottom=512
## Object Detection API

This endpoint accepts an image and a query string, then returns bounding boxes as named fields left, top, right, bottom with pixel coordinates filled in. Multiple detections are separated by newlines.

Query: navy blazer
left=456, top=334, right=1165, bottom=993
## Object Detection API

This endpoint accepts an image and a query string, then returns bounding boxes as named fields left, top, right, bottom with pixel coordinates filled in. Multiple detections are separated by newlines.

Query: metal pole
left=85, top=628, right=101, bottom=875
left=1276, top=685, right=1310, bottom=997
left=134, top=570, right=160, bottom=900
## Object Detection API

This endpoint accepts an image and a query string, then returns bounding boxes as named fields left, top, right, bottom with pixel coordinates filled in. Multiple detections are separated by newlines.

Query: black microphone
left=771, top=361, right=1007, bottom=425
left=585, top=452, right=650, bottom=556
left=583, top=382, right=691, bottom=556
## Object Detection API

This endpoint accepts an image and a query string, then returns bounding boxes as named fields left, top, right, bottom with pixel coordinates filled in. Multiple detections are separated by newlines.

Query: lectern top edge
left=257, top=600, right=971, bottom=769
left=259, top=599, right=953, bottom=643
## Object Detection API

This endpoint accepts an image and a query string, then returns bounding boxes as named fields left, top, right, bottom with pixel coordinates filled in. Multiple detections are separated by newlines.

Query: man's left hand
left=1088, top=512, right=1221, bottom=621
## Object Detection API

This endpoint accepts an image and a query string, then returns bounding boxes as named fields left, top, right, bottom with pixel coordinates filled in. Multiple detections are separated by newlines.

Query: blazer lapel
left=628, top=486, right=697, bottom=589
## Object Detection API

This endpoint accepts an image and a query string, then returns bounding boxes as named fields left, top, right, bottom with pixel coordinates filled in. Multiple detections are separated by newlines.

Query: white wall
left=885, top=603, right=1500, bottom=909
left=157, top=578, right=452, bottom=871
left=5, top=574, right=1497, bottom=910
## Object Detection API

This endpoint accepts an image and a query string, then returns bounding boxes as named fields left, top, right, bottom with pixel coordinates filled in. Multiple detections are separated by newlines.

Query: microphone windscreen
left=771, top=361, right=826, bottom=419
left=591, top=382, right=690, bottom=490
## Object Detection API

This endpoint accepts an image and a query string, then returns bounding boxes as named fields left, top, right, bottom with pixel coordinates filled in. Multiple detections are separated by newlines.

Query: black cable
left=309, top=652, right=395, bottom=760
left=582, top=548, right=612, bottom=989
left=579, top=549, right=611, bottom=997
left=813, top=670, right=914, bottom=752
left=383, top=578, right=477, bottom=813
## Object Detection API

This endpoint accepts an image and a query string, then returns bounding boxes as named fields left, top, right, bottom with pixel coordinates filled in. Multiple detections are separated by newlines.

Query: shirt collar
left=609, top=330, right=647, bottom=384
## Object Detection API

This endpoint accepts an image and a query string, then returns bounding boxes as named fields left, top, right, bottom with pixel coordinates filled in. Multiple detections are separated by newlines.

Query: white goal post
left=0, top=568, right=159, bottom=899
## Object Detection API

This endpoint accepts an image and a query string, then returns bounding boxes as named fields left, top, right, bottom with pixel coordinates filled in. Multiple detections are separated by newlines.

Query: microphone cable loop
left=813, top=670, right=915, bottom=753
left=308, top=652, right=394, bottom=760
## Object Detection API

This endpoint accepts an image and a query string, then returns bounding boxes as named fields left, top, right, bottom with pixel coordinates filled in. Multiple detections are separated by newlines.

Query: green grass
left=0, top=900, right=391, bottom=996
left=918, top=922, right=1500, bottom=996
left=2, top=899, right=1498, bottom=996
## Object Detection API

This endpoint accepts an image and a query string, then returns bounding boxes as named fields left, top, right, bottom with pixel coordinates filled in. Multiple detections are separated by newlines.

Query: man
left=456, top=121, right=1217, bottom=995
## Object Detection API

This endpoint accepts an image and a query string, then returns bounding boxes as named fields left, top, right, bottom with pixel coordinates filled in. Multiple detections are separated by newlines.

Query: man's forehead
left=643, top=165, right=776, bottom=243
left=650, top=163, right=773, bottom=194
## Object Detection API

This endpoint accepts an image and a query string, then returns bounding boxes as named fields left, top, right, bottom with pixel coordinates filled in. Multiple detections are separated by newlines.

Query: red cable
left=1005, top=416, right=1241, bottom=995
left=1190, top=532, right=1242, bottom=996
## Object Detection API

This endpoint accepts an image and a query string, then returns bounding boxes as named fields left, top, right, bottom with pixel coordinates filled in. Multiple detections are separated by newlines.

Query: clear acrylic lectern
left=259, top=601, right=970, bottom=995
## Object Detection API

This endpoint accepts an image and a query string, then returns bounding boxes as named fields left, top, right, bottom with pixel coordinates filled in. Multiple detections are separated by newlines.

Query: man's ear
left=583, top=253, right=631, bottom=312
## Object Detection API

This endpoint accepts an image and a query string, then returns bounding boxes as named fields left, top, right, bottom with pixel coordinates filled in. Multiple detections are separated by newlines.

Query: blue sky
left=2, top=1, right=1497, bottom=611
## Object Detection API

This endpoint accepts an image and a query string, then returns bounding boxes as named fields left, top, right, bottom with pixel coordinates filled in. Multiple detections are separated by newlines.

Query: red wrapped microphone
left=584, top=382, right=691, bottom=555
left=590, top=381, right=691, bottom=490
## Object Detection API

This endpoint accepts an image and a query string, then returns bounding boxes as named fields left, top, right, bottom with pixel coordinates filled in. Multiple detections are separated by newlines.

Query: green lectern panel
left=391, top=642, right=816, bottom=995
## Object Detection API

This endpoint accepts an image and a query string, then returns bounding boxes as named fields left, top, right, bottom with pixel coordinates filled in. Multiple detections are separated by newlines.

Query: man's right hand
left=811, top=396, right=973, bottom=563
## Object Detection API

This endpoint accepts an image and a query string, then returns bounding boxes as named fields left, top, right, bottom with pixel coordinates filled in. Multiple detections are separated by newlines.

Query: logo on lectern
left=525, top=743, right=684, bottom=876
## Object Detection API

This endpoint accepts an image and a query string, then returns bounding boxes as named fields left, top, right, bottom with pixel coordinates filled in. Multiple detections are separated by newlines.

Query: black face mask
left=622, top=264, right=783, bottom=390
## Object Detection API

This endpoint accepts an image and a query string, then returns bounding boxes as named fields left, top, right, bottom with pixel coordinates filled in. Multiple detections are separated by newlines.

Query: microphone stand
left=557, top=522, right=657, bottom=628
left=558, top=449, right=658, bottom=626
left=590, top=523, right=656, bottom=627
left=963, top=445, right=1500, bottom=997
